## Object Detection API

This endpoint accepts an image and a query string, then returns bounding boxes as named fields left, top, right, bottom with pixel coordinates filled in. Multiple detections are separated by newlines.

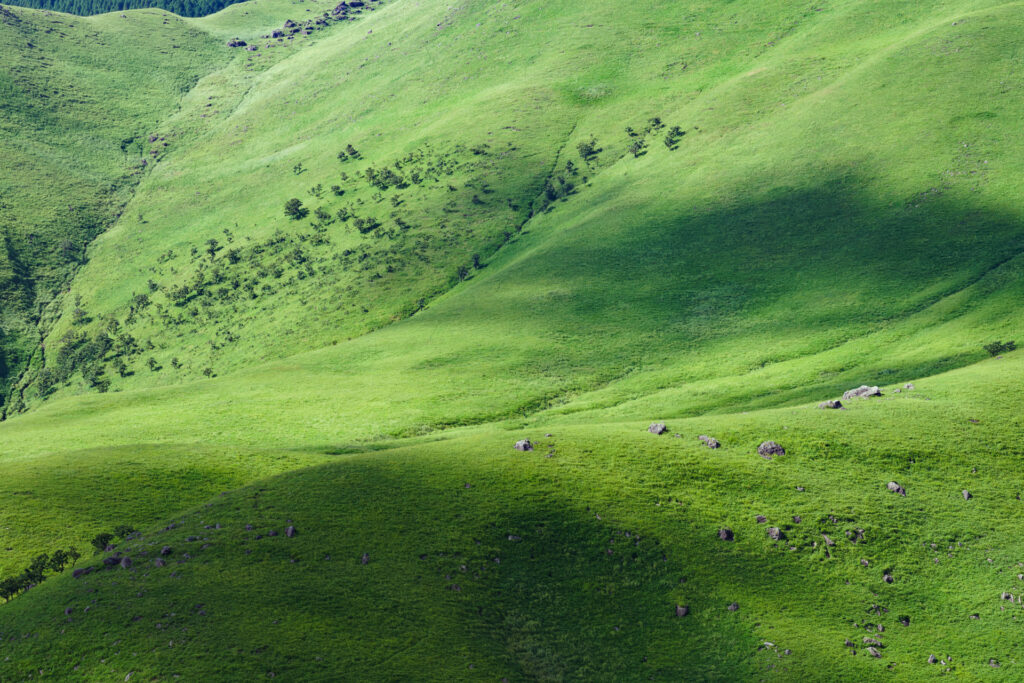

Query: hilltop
left=1, top=0, right=1023, bottom=679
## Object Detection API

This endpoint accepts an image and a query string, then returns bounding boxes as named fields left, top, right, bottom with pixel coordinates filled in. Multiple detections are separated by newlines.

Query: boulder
left=705, top=438, right=721, bottom=449
left=818, top=400, right=843, bottom=409
left=718, top=528, right=734, bottom=541
left=758, top=441, right=785, bottom=459
left=886, top=481, right=906, bottom=496
left=648, top=423, right=668, bottom=435
left=767, top=527, right=783, bottom=541
left=843, top=385, right=882, bottom=400
left=514, top=439, right=533, bottom=451
left=866, top=647, right=882, bottom=658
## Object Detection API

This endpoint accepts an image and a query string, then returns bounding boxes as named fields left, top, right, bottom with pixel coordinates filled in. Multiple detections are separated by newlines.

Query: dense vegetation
left=1, top=0, right=1024, bottom=678
left=1, top=0, right=244, bottom=18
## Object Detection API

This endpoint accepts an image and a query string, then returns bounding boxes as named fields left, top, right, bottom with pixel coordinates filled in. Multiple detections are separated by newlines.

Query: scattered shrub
left=284, top=198, right=308, bottom=220
left=983, top=340, right=1016, bottom=356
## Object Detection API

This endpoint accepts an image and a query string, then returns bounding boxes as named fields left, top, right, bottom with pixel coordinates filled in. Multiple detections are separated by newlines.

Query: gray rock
left=866, top=646, right=881, bottom=658
left=767, top=527, right=783, bottom=541
left=792, top=515, right=801, bottom=524
left=160, top=546, right=172, bottom=556
left=268, top=530, right=278, bottom=537
left=154, top=558, right=166, bottom=568
left=990, top=659, right=1000, bottom=668
left=705, top=438, right=721, bottom=449
left=821, top=534, right=835, bottom=546
left=758, top=441, right=785, bottom=459
left=648, top=423, right=668, bottom=435
left=887, top=481, right=906, bottom=496
left=928, top=654, right=937, bottom=664
left=718, top=528, right=734, bottom=541
left=727, top=602, right=739, bottom=611
left=361, top=553, right=370, bottom=565
left=675, top=605, right=689, bottom=617
left=844, top=639, right=855, bottom=648
left=285, top=526, right=296, bottom=538
left=905, top=383, right=915, bottom=390
left=963, top=490, right=972, bottom=500
left=755, top=515, right=767, bottom=524
left=843, top=385, right=882, bottom=400
left=818, top=400, right=843, bottom=409
left=883, top=573, right=894, bottom=584
left=102, top=557, right=120, bottom=567
left=513, top=439, right=533, bottom=451
left=120, top=557, right=132, bottom=569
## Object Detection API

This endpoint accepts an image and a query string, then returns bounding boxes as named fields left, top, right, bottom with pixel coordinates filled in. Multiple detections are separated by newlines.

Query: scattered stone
left=268, top=530, right=278, bottom=537
left=160, top=546, right=172, bottom=556
left=755, top=515, right=767, bottom=524
left=186, top=536, right=198, bottom=542
left=822, top=534, right=835, bottom=546
left=905, top=383, right=915, bottom=390
left=64, top=607, right=73, bottom=616
left=648, top=423, right=668, bottom=435
left=675, top=605, right=689, bottom=617
left=883, top=573, right=894, bottom=584
left=962, top=490, right=972, bottom=500
left=154, top=559, right=166, bottom=568
left=768, top=527, right=783, bottom=541
left=928, top=654, right=937, bottom=664
left=758, top=441, right=785, bottom=459
left=245, top=524, right=254, bottom=531
left=863, top=637, right=882, bottom=646
left=887, top=481, right=906, bottom=496
left=727, top=602, right=739, bottom=611
left=513, top=440, right=533, bottom=452
left=970, top=613, right=979, bottom=619
left=899, top=616, right=910, bottom=626
left=990, top=659, right=1000, bottom=668
left=120, top=557, right=132, bottom=569
left=361, top=553, right=369, bottom=565
left=103, top=557, right=120, bottom=567
left=844, top=639, right=855, bottom=648
left=285, top=526, right=296, bottom=538
left=507, top=535, right=522, bottom=542
left=72, top=567, right=93, bottom=579
left=843, top=385, right=882, bottom=400
left=818, top=400, right=843, bottom=409
left=718, top=528, right=734, bottom=541
left=792, top=515, right=801, bottom=524
left=866, top=646, right=881, bottom=658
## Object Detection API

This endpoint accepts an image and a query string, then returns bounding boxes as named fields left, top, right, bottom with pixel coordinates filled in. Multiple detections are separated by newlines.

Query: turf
left=0, top=0, right=1023, bottom=679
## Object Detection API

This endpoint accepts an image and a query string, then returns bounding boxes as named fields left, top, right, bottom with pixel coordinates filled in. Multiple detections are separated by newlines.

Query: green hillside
left=1, top=0, right=1023, bottom=679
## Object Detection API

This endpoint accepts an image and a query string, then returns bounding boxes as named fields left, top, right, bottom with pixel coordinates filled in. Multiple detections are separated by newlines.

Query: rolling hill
left=1, top=0, right=1023, bottom=679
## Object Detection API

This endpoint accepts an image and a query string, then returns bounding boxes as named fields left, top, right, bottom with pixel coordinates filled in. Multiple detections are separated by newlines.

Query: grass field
left=1, top=0, right=1023, bottom=679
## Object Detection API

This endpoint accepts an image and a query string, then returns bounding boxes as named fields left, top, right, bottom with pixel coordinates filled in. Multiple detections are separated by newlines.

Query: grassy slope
left=0, top=0, right=1023, bottom=679
left=0, top=5, right=226, bottom=406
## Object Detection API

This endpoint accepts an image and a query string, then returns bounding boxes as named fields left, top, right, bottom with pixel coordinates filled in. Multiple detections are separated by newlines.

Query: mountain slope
left=1, top=0, right=1023, bottom=679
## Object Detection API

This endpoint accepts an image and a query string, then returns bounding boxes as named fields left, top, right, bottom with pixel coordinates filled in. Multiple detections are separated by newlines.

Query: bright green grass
left=1, top=353, right=1024, bottom=679
left=1, top=0, right=1024, bottom=679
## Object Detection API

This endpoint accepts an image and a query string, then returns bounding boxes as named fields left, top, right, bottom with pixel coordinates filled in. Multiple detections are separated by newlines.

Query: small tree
left=91, top=532, right=115, bottom=553
left=284, top=198, right=308, bottom=220
left=983, top=340, right=1017, bottom=356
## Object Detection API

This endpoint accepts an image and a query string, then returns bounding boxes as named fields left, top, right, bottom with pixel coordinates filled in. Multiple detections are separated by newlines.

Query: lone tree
left=284, top=198, right=308, bottom=220
left=983, top=340, right=1016, bottom=356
